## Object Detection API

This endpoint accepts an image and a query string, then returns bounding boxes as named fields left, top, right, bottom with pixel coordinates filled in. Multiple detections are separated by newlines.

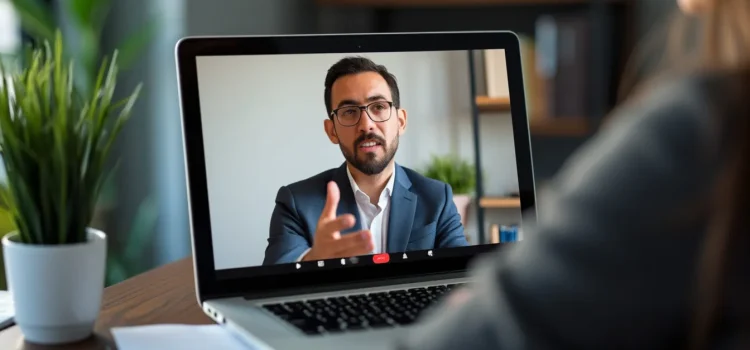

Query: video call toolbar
left=292, top=248, right=438, bottom=272
left=213, top=243, right=513, bottom=281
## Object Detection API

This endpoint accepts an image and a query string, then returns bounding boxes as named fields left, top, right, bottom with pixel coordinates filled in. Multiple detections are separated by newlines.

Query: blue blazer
left=263, top=163, right=469, bottom=265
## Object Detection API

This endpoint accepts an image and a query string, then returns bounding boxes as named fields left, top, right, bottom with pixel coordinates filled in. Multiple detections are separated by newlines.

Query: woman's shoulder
left=603, top=70, right=740, bottom=154
left=625, top=69, right=741, bottom=120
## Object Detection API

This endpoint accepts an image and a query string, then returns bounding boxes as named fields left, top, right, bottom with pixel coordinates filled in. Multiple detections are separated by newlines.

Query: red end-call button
left=373, top=254, right=390, bottom=264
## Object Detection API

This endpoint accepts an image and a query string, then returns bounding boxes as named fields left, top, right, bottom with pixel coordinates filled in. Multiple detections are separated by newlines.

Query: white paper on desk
left=0, top=291, right=15, bottom=330
left=112, top=324, right=263, bottom=350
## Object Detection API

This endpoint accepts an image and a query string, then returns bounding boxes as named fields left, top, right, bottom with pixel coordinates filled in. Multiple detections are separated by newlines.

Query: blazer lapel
left=332, top=162, right=362, bottom=234
left=387, top=164, right=417, bottom=253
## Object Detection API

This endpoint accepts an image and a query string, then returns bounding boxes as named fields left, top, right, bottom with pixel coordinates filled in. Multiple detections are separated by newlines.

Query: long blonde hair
left=621, top=1, right=750, bottom=348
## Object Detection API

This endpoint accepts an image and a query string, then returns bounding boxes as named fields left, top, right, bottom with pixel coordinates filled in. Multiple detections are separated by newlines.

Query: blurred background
left=0, top=0, right=678, bottom=288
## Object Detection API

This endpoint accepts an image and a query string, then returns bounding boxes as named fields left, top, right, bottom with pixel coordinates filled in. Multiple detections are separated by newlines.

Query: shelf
left=475, top=96, right=590, bottom=136
left=317, top=0, right=625, bottom=7
left=476, top=96, right=510, bottom=112
left=479, top=197, right=521, bottom=209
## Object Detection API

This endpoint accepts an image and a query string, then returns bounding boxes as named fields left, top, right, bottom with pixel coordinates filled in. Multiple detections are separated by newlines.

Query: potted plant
left=2, top=0, right=160, bottom=290
left=421, top=154, right=477, bottom=228
left=0, top=33, right=141, bottom=345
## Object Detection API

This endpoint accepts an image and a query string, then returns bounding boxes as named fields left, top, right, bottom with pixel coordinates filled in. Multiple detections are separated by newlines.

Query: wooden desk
left=0, top=257, right=212, bottom=349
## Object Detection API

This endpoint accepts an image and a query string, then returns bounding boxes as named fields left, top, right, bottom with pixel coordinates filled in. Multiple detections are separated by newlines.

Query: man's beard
left=340, top=132, right=399, bottom=175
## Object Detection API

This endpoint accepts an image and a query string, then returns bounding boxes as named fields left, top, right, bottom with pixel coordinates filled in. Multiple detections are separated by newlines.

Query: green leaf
left=75, top=27, right=101, bottom=95
left=103, top=83, right=141, bottom=158
left=117, top=18, right=159, bottom=70
left=0, top=30, right=142, bottom=245
left=0, top=183, right=15, bottom=219
left=61, top=0, right=111, bottom=95
left=422, top=154, right=476, bottom=195
left=9, top=0, right=55, bottom=44
left=11, top=173, right=42, bottom=243
left=64, top=0, right=111, bottom=31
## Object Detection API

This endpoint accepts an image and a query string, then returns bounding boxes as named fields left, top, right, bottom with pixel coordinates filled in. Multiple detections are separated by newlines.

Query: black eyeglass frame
left=329, top=101, right=395, bottom=126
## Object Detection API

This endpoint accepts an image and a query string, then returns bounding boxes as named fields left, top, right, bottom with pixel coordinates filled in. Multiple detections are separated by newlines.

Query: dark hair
left=620, top=1, right=750, bottom=348
left=323, top=56, right=400, bottom=117
left=686, top=1, right=750, bottom=347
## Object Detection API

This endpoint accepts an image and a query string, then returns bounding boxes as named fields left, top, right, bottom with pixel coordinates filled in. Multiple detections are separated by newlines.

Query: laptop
left=175, top=31, right=536, bottom=349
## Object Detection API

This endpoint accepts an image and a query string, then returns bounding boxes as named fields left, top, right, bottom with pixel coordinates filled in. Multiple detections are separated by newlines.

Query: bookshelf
left=462, top=2, right=629, bottom=244
left=316, top=0, right=633, bottom=244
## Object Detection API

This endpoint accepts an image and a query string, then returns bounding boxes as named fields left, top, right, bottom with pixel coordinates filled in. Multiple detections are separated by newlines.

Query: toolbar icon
left=340, top=258, right=346, bottom=265
left=317, top=261, right=325, bottom=267
left=373, top=254, right=390, bottom=264
left=295, top=263, right=301, bottom=269
left=427, top=250, right=433, bottom=257
left=402, top=253, right=408, bottom=260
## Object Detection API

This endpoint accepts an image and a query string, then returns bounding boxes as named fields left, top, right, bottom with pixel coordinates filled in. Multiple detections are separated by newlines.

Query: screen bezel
left=175, top=31, right=536, bottom=302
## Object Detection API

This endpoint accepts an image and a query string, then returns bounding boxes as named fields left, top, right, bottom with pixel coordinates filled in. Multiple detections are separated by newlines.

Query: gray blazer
left=397, top=73, right=749, bottom=349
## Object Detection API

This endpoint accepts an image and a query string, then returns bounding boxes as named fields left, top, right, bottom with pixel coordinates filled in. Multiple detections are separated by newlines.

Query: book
left=484, top=49, right=510, bottom=98
left=500, top=225, right=520, bottom=243
left=518, top=35, right=546, bottom=121
left=536, top=13, right=591, bottom=119
left=490, top=224, right=500, bottom=244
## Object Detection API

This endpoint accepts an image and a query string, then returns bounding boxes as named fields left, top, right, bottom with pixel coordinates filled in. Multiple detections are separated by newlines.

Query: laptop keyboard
left=261, top=283, right=465, bottom=335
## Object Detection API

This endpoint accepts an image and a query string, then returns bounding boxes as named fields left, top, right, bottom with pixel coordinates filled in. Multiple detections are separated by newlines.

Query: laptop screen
left=193, top=48, right=527, bottom=279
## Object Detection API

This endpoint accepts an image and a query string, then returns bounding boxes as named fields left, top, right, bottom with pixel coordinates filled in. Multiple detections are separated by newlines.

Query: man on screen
left=262, top=56, right=469, bottom=265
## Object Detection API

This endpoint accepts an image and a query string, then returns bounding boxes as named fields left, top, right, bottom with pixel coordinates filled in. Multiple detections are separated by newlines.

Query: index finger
left=320, top=181, right=340, bottom=221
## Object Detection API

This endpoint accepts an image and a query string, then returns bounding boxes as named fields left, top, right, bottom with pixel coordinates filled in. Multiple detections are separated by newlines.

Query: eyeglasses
left=330, top=101, right=394, bottom=127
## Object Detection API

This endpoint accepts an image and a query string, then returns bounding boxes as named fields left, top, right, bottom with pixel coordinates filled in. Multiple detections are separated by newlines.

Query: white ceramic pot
left=2, top=228, right=106, bottom=345
left=452, top=194, right=472, bottom=227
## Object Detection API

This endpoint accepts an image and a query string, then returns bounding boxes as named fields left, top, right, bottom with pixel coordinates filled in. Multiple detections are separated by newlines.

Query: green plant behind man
left=422, top=154, right=477, bottom=195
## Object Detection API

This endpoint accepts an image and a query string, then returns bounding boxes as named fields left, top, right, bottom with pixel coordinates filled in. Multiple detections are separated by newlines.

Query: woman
left=399, top=0, right=749, bottom=349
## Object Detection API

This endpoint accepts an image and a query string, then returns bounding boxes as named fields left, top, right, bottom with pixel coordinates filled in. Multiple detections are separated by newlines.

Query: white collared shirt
left=297, top=167, right=395, bottom=261
left=345, top=166, right=395, bottom=254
